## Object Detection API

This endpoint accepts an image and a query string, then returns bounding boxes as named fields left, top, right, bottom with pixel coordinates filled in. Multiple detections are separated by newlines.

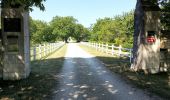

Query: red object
left=147, top=36, right=156, bottom=43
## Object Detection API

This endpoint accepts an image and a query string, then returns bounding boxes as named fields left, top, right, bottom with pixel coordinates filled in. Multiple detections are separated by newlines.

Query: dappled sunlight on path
left=53, top=43, right=162, bottom=100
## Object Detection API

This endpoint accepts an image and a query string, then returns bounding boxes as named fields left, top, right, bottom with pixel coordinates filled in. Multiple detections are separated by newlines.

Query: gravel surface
left=53, top=43, right=163, bottom=100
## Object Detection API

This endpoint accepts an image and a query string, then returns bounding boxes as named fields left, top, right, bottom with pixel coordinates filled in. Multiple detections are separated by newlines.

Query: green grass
left=79, top=44, right=170, bottom=100
left=0, top=44, right=67, bottom=100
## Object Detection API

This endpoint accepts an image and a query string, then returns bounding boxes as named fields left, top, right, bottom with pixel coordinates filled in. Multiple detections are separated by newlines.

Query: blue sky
left=30, top=0, right=136, bottom=27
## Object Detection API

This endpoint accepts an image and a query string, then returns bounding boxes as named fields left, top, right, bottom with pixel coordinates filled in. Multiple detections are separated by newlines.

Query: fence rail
left=81, top=42, right=133, bottom=63
left=30, top=42, right=65, bottom=61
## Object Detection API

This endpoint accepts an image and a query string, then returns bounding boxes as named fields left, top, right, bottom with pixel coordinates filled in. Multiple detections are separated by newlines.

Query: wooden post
left=52, top=43, right=54, bottom=51
left=33, top=47, right=36, bottom=60
left=105, top=44, right=108, bottom=53
left=43, top=44, right=45, bottom=57
left=95, top=43, right=97, bottom=50
left=112, top=44, right=114, bottom=55
left=119, top=45, right=122, bottom=57
left=102, top=43, right=104, bottom=52
left=49, top=43, right=51, bottom=53
left=39, top=45, right=42, bottom=59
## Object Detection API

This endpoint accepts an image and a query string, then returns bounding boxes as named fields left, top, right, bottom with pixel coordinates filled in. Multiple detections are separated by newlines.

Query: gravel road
left=53, top=43, right=162, bottom=100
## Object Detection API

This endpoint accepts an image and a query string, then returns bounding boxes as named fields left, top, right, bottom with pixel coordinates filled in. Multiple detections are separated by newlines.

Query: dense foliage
left=29, top=0, right=169, bottom=48
left=30, top=11, right=134, bottom=48
left=89, top=11, right=134, bottom=48
left=159, top=0, right=170, bottom=29
left=1, top=0, right=46, bottom=11
left=30, top=16, right=89, bottom=44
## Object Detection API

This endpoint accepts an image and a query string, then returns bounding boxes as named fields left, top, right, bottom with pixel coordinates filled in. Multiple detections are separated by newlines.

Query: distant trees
left=89, top=11, right=134, bottom=48
left=30, top=16, right=89, bottom=44
left=74, top=24, right=90, bottom=42
left=50, top=16, right=77, bottom=43
left=30, top=17, right=55, bottom=45
left=30, top=11, right=134, bottom=46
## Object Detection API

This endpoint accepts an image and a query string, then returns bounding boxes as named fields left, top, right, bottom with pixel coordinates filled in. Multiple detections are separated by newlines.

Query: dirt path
left=53, top=43, right=162, bottom=100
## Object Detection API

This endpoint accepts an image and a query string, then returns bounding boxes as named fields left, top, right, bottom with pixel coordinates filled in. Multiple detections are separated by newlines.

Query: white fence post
left=96, top=43, right=98, bottom=50
left=119, top=45, right=122, bottom=57
left=105, top=44, right=107, bottom=53
left=33, top=47, right=36, bottom=60
left=39, top=45, right=42, bottom=59
left=50, top=43, right=52, bottom=53
left=43, top=44, right=46, bottom=57
left=30, top=42, right=64, bottom=60
left=81, top=42, right=133, bottom=63
left=106, top=44, right=109, bottom=53
left=102, top=44, right=104, bottom=52
left=112, top=44, right=114, bottom=55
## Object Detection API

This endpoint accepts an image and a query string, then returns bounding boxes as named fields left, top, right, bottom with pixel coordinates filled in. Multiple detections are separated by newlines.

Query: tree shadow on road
left=0, top=56, right=127, bottom=100
left=0, top=56, right=169, bottom=100
left=95, top=56, right=170, bottom=100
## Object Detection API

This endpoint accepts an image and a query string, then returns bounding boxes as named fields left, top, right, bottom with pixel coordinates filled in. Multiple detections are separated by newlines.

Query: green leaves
left=1, top=0, right=46, bottom=11
left=50, top=16, right=89, bottom=42
left=90, top=11, right=134, bottom=48
left=30, top=17, right=55, bottom=44
left=159, top=0, right=170, bottom=29
left=30, top=16, right=89, bottom=44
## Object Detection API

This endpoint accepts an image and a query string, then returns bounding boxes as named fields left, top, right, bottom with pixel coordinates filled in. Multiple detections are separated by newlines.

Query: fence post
left=50, top=43, right=52, bottom=53
left=112, top=44, right=114, bottom=55
left=43, top=44, right=46, bottom=57
left=52, top=43, right=54, bottom=51
left=119, top=45, right=122, bottom=57
left=39, top=45, right=42, bottom=59
left=106, top=44, right=108, bottom=53
left=102, top=43, right=104, bottom=52
left=97, top=43, right=99, bottom=50
left=55, top=43, right=57, bottom=50
left=33, top=47, right=36, bottom=60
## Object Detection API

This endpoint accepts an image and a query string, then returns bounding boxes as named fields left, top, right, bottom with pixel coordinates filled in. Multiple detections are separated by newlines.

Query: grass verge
left=79, top=44, right=170, bottom=100
left=0, top=44, right=67, bottom=100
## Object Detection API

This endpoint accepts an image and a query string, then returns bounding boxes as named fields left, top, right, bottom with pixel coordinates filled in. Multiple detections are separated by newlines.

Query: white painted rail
left=81, top=42, right=133, bottom=63
left=30, top=42, right=65, bottom=61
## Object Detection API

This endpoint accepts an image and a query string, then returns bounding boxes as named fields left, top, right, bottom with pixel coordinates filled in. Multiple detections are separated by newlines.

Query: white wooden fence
left=81, top=42, right=133, bottom=63
left=30, top=42, right=65, bottom=61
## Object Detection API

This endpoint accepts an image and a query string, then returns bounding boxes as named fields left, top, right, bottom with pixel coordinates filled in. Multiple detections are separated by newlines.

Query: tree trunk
left=131, top=0, right=145, bottom=71
left=0, top=29, right=2, bottom=78
left=131, top=0, right=161, bottom=74
left=64, top=37, right=68, bottom=43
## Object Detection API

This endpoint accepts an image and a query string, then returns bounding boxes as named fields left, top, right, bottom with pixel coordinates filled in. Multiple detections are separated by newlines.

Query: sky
left=30, top=0, right=137, bottom=27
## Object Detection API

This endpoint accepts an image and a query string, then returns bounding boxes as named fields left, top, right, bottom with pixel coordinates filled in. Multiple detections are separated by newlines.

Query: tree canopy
left=0, top=0, right=46, bottom=11
left=89, top=11, right=134, bottom=48
left=30, top=16, right=89, bottom=44
left=159, top=0, right=170, bottom=29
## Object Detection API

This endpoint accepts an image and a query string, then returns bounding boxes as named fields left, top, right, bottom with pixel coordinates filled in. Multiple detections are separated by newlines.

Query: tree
left=131, top=0, right=161, bottom=74
left=90, top=11, right=134, bottom=48
left=74, top=24, right=89, bottom=42
left=50, top=16, right=77, bottom=43
left=30, top=17, right=56, bottom=45
left=1, top=0, right=46, bottom=11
